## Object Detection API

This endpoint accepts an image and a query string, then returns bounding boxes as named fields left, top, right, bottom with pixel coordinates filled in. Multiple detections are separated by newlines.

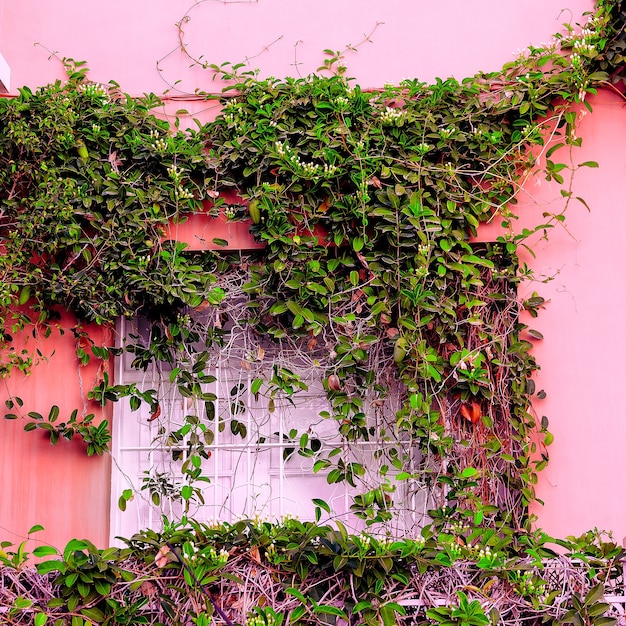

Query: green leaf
left=286, top=587, right=307, bottom=603
left=380, top=605, right=397, bottom=626
left=587, top=603, right=611, bottom=617
left=34, top=613, right=48, bottom=626
left=33, top=546, right=59, bottom=557
left=352, top=237, right=364, bottom=252
left=64, top=539, right=88, bottom=555
left=94, top=579, right=111, bottom=596
left=312, top=498, right=330, bottom=513
left=286, top=300, right=304, bottom=317
left=314, top=605, right=348, bottom=619
left=290, top=605, right=307, bottom=622
left=13, top=597, right=33, bottom=609
left=584, top=583, right=605, bottom=606
left=18, top=286, right=31, bottom=305
left=460, top=467, right=478, bottom=478
left=28, top=524, right=45, bottom=534
left=81, top=607, right=105, bottom=622
left=36, top=560, right=64, bottom=575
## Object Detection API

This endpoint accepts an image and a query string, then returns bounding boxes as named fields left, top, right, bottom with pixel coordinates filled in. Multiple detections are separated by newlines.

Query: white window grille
left=110, top=317, right=432, bottom=543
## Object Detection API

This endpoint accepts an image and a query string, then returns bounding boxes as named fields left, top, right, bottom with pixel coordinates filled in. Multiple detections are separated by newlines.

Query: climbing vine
left=0, top=1, right=622, bottom=539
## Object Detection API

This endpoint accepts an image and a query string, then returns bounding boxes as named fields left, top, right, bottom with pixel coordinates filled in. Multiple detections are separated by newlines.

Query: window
left=110, top=317, right=432, bottom=543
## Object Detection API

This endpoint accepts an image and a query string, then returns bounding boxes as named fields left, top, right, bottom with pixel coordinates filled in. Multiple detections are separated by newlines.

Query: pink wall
left=0, top=313, right=112, bottom=549
left=2, top=0, right=592, bottom=95
left=5, top=0, right=621, bottom=543
left=523, top=91, right=626, bottom=541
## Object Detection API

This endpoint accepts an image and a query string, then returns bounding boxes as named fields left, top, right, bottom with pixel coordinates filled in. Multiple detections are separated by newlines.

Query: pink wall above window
left=2, top=0, right=593, bottom=95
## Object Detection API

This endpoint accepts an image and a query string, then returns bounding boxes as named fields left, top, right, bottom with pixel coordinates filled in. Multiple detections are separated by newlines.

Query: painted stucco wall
left=0, top=314, right=112, bottom=550
left=5, top=0, right=623, bottom=547
left=474, top=88, right=626, bottom=541
left=2, top=0, right=594, bottom=101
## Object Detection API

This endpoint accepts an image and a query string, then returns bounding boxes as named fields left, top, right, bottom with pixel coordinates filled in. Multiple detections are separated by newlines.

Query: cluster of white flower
left=274, top=140, right=287, bottom=157
left=246, top=612, right=277, bottom=626
left=438, top=126, right=455, bottom=139
left=518, top=572, right=547, bottom=599
left=357, top=189, right=371, bottom=203
left=277, top=512, right=299, bottom=524
left=573, top=34, right=596, bottom=55
left=149, top=130, right=168, bottom=152
left=174, top=186, right=194, bottom=200
left=492, top=266, right=514, bottom=280
left=418, top=244, right=430, bottom=256
left=469, top=543, right=494, bottom=560
left=376, top=535, right=394, bottom=551
left=355, top=533, right=372, bottom=551
left=167, top=164, right=194, bottom=200
left=224, top=205, right=236, bottom=219
left=522, top=124, right=537, bottom=136
left=92, top=124, right=100, bottom=134
left=167, top=164, right=184, bottom=181
left=564, top=20, right=599, bottom=63
left=449, top=521, right=471, bottom=535
left=187, top=543, right=229, bottom=566
left=539, top=39, right=560, bottom=52
left=78, top=82, right=109, bottom=102
left=187, top=542, right=200, bottom=561
left=513, top=37, right=559, bottom=59
left=154, top=139, right=168, bottom=152
left=274, top=140, right=338, bottom=178
left=445, top=540, right=462, bottom=559
left=248, top=512, right=271, bottom=527
left=379, top=106, right=407, bottom=125
left=416, top=143, right=432, bottom=155
left=212, top=546, right=230, bottom=565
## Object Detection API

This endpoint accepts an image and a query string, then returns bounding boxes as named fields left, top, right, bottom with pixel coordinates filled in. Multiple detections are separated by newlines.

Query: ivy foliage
left=0, top=60, right=213, bottom=327
left=0, top=519, right=623, bottom=626
left=0, top=2, right=623, bottom=536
